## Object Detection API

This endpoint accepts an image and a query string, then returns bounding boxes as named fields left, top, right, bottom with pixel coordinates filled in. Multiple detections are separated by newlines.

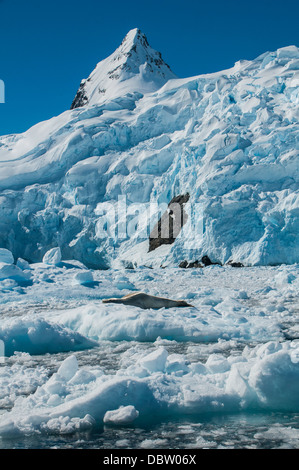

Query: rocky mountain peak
left=71, top=28, right=176, bottom=109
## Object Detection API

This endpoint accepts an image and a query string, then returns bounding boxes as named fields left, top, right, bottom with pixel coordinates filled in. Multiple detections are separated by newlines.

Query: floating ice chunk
left=44, top=374, right=66, bottom=395
left=58, top=297, right=282, bottom=343
left=16, top=258, right=31, bottom=270
left=115, top=439, right=130, bottom=447
left=0, top=263, right=31, bottom=282
left=73, top=270, right=94, bottom=285
left=47, top=394, right=63, bottom=407
left=189, top=362, right=207, bottom=375
left=205, top=354, right=230, bottom=373
left=0, top=278, right=18, bottom=290
left=275, top=271, right=296, bottom=285
left=290, top=347, right=299, bottom=364
left=225, top=365, right=255, bottom=404
left=114, top=275, right=135, bottom=290
left=253, top=341, right=283, bottom=360
left=58, top=355, right=79, bottom=382
left=119, top=364, right=149, bottom=378
left=0, top=317, right=98, bottom=356
left=103, top=405, right=139, bottom=425
left=248, top=344, right=299, bottom=410
left=43, top=247, right=62, bottom=266
left=165, top=354, right=189, bottom=375
left=139, top=347, right=168, bottom=373
left=0, top=249, right=14, bottom=265
left=69, top=369, right=97, bottom=385
left=140, top=438, right=169, bottom=449
left=39, top=376, right=156, bottom=429
left=41, top=414, right=95, bottom=435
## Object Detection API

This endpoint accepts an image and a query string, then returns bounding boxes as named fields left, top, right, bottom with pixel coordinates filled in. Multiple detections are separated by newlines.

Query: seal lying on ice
left=102, top=292, right=194, bottom=309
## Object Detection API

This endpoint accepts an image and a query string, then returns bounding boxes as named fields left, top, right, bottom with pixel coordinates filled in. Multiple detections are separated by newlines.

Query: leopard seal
left=102, top=292, right=194, bottom=309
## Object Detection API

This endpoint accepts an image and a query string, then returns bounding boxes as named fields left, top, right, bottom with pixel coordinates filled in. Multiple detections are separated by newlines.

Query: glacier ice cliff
left=0, top=29, right=298, bottom=268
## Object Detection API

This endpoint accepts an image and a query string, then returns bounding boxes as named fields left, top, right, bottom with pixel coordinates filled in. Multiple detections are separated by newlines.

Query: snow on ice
left=42, top=248, right=62, bottom=266
left=103, top=405, right=140, bottom=425
left=0, top=337, right=299, bottom=437
left=0, top=255, right=297, bottom=438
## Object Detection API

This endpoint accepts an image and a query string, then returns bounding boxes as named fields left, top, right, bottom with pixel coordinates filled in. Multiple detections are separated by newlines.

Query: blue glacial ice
left=0, top=46, right=298, bottom=268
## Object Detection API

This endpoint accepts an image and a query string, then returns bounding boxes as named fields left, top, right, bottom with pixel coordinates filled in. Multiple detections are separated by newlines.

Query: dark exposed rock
left=71, top=81, right=89, bottom=109
left=179, top=260, right=188, bottom=268
left=201, top=255, right=213, bottom=266
left=149, top=193, right=190, bottom=252
left=226, top=260, right=244, bottom=268
left=201, top=255, right=222, bottom=267
left=187, top=260, right=203, bottom=268
left=179, top=260, right=203, bottom=269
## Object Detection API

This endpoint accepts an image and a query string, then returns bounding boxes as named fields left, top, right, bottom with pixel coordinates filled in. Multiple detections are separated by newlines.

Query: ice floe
left=0, top=340, right=299, bottom=437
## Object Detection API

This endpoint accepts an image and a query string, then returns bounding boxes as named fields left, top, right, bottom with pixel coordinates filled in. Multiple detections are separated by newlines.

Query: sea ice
left=73, top=270, right=94, bottom=285
left=0, top=263, right=31, bottom=283
left=0, top=340, right=299, bottom=437
left=139, top=347, right=168, bottom=373
left=42, top=248, right=62, bottom=266
left=103, top=405, right=139, bottom=425
left=0, top=249, right=14, bottom=265
left=57, top=355, right=78, bottom=381
left=0, top=317, right=98, bottom=356
left=114, top=275, right=136, bottom=290
left=0, top=262, right=297, bottom=439
left=16, top=258, right=31, bottom=270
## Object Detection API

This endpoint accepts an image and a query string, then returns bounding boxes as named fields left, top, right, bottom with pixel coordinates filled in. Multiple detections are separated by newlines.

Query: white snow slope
left=0, top=29, right=298, bottom=268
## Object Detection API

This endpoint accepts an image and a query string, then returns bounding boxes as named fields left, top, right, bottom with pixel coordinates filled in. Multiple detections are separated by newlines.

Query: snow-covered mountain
left=0, top=30, right=298, bottom=268
left=71, top=28, right=177, bottom=109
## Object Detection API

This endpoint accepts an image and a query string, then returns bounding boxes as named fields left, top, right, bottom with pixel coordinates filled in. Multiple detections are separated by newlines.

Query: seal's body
left=103, top=292, right=193, bottom=309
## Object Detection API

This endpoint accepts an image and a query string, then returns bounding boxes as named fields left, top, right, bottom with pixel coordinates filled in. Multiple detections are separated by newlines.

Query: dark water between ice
left=1, top=412, right=299, bottom=449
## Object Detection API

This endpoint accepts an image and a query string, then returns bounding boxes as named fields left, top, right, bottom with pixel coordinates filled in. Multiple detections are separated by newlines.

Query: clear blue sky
left=0, top=0, right=298, bottom=136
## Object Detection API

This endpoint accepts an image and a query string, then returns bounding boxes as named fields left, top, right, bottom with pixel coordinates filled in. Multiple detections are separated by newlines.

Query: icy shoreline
left=0, top=251, right=298, bottom=442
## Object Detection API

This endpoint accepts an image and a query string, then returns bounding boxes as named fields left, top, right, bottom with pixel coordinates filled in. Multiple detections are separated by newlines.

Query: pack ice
left=1, top=339, right=299, bottom=437
left=0, top=29, right=298, bottom=267
left=0, top=260, right=298, bottom=438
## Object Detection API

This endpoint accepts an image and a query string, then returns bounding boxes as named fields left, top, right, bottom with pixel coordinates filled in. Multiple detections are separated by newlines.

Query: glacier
left=0, top=29, right=298, bottom=267
left=0, top=28, right=299, bottom=448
